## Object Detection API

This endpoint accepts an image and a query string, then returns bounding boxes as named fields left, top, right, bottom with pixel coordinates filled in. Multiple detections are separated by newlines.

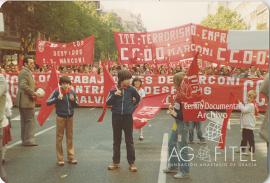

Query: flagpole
left=53, top=62, right=62, bottom=96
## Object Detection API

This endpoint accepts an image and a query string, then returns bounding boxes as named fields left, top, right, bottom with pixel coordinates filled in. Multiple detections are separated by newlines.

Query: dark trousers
left=240, top=128, right=255, bottom=153
left=112, top=113, right=135, bottom=165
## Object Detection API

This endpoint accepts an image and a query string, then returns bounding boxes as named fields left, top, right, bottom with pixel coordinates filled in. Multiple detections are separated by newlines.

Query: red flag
left=98, top=64, right=116, bottom=122
left=133, top=93, right=168, bottom=129
left=179, top=52, right=206, bottom=122
left=218, top=93, right=236, bottom=149
left=37, top=65, right=59, bottom=126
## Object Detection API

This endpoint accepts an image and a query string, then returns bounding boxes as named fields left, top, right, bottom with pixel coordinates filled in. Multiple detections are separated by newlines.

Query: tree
left=201, top=6, right=247, bottom=30
left=1, top=1, right=126, bottom=61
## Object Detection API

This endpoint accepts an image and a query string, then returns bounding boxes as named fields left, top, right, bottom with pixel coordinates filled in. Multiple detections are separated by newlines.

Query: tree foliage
left=201, top=6, right=247, bottom=30
left=2, top=1, right=145, bottom=61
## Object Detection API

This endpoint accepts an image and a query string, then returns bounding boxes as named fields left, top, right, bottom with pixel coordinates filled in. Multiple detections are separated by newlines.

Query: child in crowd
left=132, top=77, right=146, bottom=141
left=236, top=90, right=258, bottom=155
left=106, top=70, right=141, bottom=172
left=163, top=72, right=190, bottom=179
left=47, top=76, right=78, bottom=166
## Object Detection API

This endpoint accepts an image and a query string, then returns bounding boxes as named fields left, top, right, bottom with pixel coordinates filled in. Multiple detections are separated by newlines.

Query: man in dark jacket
left=106, top=70, right=140, bottom=172
left=47, top=76, right=78, bottom=166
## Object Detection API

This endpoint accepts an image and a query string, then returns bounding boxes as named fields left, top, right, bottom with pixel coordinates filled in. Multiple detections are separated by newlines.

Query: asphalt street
left=3, top=108, right=268, bottom=183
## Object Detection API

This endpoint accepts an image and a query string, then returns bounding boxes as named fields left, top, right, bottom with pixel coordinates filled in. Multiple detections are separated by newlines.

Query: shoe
left=163, top=168, right=178, bottom=173
left=173, top=172, right=190, bottom=179
left=23, top=143, right=38, bottom=147
left=235, top=150, right=241, bottom=153
left=1, top=176, right=8, bottom=183
left=243, top=151, right=252, bottom=156
left=57, top=161, right=65, bottom=166
left=129, top=164, right=138, bottom=172
left=199, top=139, right=207, bottom=144
left=188, top=141, right=195, bottom=144
left=139, top=135, right=144, bottom=141
left=107, top=163, right=120, bottom=170
left=68, top=159, right=78, bottom=164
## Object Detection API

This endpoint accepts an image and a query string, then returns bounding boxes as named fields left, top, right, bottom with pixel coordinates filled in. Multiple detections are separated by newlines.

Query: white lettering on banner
left=144, top=86, right=175, bottom=95
left=78, top=95, right=103, bottom=104
left=141, top=24, right=196, bottom=44
left=217, top=47, right=226, bottom=61
left=132, top=48, right=140, bottom=58
left=230, top=50, right=239, bottom=64
left=74, top=85, right=103, bottom=94
left=144, top=76, right=153, bottom=84
left=121, top=43, right=215, bottom=61
left=257, top=51, right=266, bottom=65
left=201, top=29, right=227, bottom=43
left=243, top=80, right=266, bottom=106
left=243, top=51, right=253, bottom=64
left=68, top=75, right=104, bottom=84
left=118, top=33, right=136, bottom=45
left=73, top=40, right=84, bottom=47
left=38, top=75, right=50, bottom=83
left=158, top=76, right=174, bottom=84
left=144, top=48, right=152, bottom=61
left=120, top=48, right=129, bottom=61
left=156, top=47, right=165, bottom=60
left=199, top=76, right=240, bottom=86
left=53, top=49, right=83, bottom=57
left=4, top=73, right=267, bottom=110
left=59, top=57, right=85, bottom=64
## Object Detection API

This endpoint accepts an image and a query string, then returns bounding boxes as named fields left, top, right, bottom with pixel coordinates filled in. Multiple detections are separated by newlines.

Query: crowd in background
left=0, top=61, right=267, bottom=79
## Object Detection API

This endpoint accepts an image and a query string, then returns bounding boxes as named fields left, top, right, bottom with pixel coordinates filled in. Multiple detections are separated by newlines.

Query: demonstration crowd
left=0, top=61, right=267, bottom=79
left=0, top=57, right=268, bottom=183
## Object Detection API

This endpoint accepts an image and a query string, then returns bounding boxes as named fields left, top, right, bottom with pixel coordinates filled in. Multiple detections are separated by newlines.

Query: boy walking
left=106, top=70, right=140, bottom=172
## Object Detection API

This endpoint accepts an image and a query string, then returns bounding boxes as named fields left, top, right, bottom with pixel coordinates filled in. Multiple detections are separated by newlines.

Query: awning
left=0, top=39, right=20, bottom=50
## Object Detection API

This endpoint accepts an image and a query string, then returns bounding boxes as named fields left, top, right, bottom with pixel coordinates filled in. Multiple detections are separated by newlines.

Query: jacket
left=106, top=86, right=140, bottom=115
left=47, top=89, right=78, bottom=117
left=16, top=67, right=36, bottom=108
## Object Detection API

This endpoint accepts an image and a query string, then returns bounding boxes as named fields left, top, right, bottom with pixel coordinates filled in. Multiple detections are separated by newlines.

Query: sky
left=100, top=0, right=209, bottom=31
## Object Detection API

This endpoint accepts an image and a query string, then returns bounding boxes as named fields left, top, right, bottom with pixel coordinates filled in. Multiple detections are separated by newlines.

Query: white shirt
left=238, top=102, right=256, bottom=130
left=136, top=88, right=146, bottom=98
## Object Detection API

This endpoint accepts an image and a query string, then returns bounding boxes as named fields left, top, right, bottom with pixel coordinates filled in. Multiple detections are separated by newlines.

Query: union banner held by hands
left=36, top=36, right=95, bottom=66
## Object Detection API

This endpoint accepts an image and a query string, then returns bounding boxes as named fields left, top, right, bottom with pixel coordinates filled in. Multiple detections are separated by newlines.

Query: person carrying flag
left=106, top=70, right=140, bottom=172
left=47, top=76, right=78, bottom=166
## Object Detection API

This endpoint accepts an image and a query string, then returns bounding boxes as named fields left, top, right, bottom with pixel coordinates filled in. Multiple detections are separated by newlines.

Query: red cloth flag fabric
left=37, top=66, right=59, bottom=126
left=218, top=93, right=237, bottom=149
left=133, top=93, right=168, bottom=129
left=97, top=64, right=116, bottom=122
left=179, top=53, right=206, bottom=122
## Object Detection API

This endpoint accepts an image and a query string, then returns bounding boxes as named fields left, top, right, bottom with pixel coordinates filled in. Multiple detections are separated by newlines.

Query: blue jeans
left=167, top=119, right=189, bottom=174
left=189, top=121, right=204, bottom=142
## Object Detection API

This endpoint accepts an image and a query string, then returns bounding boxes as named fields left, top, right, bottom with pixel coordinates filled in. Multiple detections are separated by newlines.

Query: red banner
left=4, top=73, right=268, bottom=112
left=36, top=36, right=95, bottom=66
left=133, top=93, right=168, bottom=129
left=114, top=24, right=269, bottom=70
